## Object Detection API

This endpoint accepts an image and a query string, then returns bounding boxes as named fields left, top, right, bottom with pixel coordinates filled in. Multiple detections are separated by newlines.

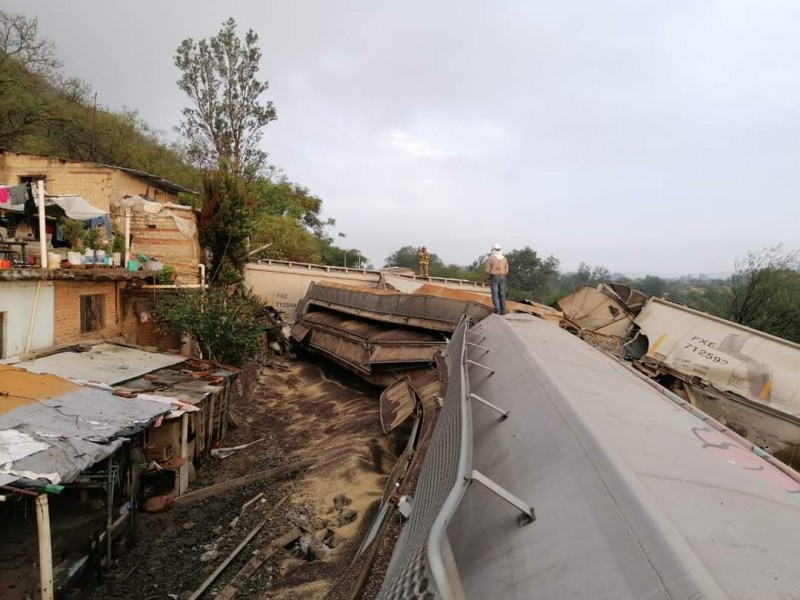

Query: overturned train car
left=376, top=314, right=800, bottom=600
left=557, top=284, right=800, bottom=470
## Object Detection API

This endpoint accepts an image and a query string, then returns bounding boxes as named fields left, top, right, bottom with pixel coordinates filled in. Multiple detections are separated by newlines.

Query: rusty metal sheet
left=290, top=320, right=311, bottom=343
left=301, top=282, right=493, bottom=332
left=301, top=311, right=445, bottom=347
left=414, top=283, right=562, bottom=324
left=292, top=310, right=445, bottom=387
left=310, top=330, right=370, bottom=369
left=380, top=376, right=418, bottom=433
left=370, top=345, right=439, bottom=364
left=554, top=284, right=637, bottom=338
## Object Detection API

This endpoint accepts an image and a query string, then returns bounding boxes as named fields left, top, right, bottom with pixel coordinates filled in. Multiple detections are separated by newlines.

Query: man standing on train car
left=485, top=243, right=509, bottom=314
left=417, top=245, right=431, bottom=277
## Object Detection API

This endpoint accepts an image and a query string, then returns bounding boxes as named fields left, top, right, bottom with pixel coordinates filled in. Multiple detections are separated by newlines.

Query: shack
left=0, top=365, right=172, bottom=600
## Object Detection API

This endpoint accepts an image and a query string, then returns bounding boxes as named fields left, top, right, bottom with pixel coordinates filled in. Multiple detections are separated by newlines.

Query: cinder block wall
left=53, top=281, right=121, bottom=344
left=121, top=289, right=182, bottom=352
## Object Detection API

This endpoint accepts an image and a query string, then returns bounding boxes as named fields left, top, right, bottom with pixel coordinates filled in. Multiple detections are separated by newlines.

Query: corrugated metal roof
left=0, top=367, right=170, bottom=487
left=19, top=343, right=186, bottom=385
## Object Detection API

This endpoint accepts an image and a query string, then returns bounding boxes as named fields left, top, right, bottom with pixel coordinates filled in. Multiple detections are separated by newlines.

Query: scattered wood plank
left=175, top=459, right=314, bottom=506
left=187, top=519, right=269, bottom=600
left=241, top=492, right=265, bottom=513
left=214, top=527, right=303, bottom=600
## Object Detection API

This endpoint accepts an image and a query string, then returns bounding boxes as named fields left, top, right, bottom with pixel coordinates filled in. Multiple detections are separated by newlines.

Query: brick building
left=0, top=149, right=202, bottom=284
left=0, top=149, right=193, bottom=212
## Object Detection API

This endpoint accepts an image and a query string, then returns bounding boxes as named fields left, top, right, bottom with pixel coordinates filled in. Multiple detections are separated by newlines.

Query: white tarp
left=48, top=195, right=107, bottom=219
left=115, top=195, right=197, bottom=237
left=0, top=194, right=107, bottom=219
left=0, top=429, right=49, bottom=465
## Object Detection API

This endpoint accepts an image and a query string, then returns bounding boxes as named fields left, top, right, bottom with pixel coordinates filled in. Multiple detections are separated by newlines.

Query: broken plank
left=241, top=492, right=265, bottom=513
left=187, top=519, right=269, bottom=600
left=214, top=527, right=302, bottom=600
left=175, top=459, right=314, bottom=506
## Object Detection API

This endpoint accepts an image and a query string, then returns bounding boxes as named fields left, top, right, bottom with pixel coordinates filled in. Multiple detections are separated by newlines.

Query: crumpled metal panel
left=303, top=282, right=492, bottom=331
left=291, top=310, right=446, bottom=386
left=380, top=376, right=418, bottom=434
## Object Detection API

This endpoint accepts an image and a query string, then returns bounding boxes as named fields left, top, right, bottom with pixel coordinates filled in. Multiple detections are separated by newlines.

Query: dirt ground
left=83, top=356, right=398, bottom=600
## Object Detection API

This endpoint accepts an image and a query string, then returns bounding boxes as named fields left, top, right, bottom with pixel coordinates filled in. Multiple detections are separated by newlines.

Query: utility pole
left=91, top=91, right=98, bottom=161
left=338, top=232, right=347, bottom=268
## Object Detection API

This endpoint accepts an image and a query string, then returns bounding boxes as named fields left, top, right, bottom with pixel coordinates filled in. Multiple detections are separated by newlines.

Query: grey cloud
left=5, top=0, right=800, bottom=273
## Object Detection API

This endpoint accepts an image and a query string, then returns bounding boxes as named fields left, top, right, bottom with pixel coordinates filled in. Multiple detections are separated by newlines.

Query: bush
left=152, top=288, right=278, bottom=366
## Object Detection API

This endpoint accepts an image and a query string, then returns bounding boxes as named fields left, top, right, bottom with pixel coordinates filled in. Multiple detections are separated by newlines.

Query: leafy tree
left=384, top=245, right=445, bottom=272
left=321, top=244, right=369, bottom=268
left=175, top=18, right=276, bottom=176
left=505, top=246, right=560, bottom=301
left=727, top=246, right=800, bottom=342
left=252, top=214, right=322, bottom=263
left=200, top=167, right=253, bottom=285
left=638, top=275, right=668, bottom=298
left=153, top=288, right=277, bottom=366
left=0, top=27, right=202, bottom=190
left=0, top=55, right=46, bottom=145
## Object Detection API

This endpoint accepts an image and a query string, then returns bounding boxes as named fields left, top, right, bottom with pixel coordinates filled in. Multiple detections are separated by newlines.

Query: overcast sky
left=7, top=0, right=800, bottom=275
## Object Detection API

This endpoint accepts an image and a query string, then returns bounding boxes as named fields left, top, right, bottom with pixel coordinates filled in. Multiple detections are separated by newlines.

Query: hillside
left=0, top=52, right=201, bottom=192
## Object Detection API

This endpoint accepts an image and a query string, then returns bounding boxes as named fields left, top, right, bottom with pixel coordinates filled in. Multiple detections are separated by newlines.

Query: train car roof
left=448, top=314, right=800, bottom=600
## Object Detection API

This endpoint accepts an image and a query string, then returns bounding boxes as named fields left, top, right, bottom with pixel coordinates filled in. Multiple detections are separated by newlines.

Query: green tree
left=200, top=167, right=253, bottom=285
left=638, top=275, right=667, bottom=298
left=727, top=246, right=800, bottom=342
left=175, top=18, right=276, bottom=176
left=252, top=214, right=322, bottom=263
left=0, top=55, right=46, bottom=146
left=384, top=245, right=445, bottom=273
left=153, top=288, right=276, bottom=366
left=505, top=246, right=560, bottom=301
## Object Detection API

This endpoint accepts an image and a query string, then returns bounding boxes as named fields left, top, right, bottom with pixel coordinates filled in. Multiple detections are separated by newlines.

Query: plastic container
left=144, top=260, right=163, bottom=272
left=67, top=252, right=83, bottom=266
left=127, top=259, right=140, bottom=272
left=47, top=252, right=61, bottom=269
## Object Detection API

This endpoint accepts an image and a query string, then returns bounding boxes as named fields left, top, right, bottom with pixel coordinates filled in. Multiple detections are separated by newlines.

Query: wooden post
left=206, top=394, right=216, bottom=454
left=181, top=413, right=189, bottom=460
left=35, top=494, right=54, bottom=600
left=106, top=457, right=113, bottom=568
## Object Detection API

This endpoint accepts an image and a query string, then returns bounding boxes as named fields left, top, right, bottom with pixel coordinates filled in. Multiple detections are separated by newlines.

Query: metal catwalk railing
left=377, top=317, right=534, bottom=600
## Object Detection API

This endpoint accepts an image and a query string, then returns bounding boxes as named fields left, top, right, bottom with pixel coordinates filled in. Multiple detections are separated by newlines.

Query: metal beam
left=469, top=393, right=509, bottom=421
left=467, top=470, right=535, bottom=526
left=466, top=359, right=495, bottom=375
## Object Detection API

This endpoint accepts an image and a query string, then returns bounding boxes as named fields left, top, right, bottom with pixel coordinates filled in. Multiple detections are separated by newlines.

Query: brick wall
left=0, top=151, right=180, bottom=212
left=121, top=289, right=182, bottom=352
left=53, top=281, right=121, bottom=344
left=112, top=208, right=202, bottom=284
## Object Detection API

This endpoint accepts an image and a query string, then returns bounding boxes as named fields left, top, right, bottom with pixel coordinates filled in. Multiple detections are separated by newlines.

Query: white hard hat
left=492, top=243, right=502, bottom=250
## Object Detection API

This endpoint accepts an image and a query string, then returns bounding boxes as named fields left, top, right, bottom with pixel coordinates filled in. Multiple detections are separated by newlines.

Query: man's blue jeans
left=489, top=275, right=506, bottom=314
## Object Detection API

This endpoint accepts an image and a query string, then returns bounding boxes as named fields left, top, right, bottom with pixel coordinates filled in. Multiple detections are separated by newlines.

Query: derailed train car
left=633, top=297, right=800, bottom=467
left=375, top=314, right=800, bottom=600
left=557, top=284, right=800, bottom=469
